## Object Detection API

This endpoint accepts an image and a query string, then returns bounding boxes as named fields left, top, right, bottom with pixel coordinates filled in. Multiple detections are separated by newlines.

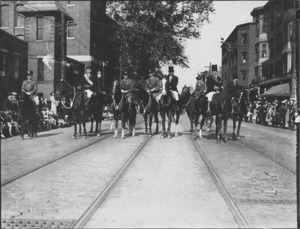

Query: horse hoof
left=147, top=134, right=152, bottom=138
left=121, top=136, right=125, bottom=139
left=167, top=135, right=171, bottom=139
left=83, top=136, right=87, bottom=139
left=206, top=128, right=210, bottom=133
left=175, top=133, right=178, bottom=137
left=97, top=133, right=101, bottom=137
left=72, top=136, right=76, bottom=139
left=160, top=134, right=164, bottom=139
left=113, top=135, right=117, bottom=139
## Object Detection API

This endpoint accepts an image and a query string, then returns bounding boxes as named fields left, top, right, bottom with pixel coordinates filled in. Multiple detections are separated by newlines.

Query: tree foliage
left=106, top=1, right=215, bottom=76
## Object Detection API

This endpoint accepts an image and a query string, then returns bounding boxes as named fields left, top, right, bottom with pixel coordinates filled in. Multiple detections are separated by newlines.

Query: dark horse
left=180, top=86, right=213, bottom=138
left=17, top=92, right=39, bottom=139
left=230, top=86, right=248, bottom=140
left=134, top=86, right=159, bottom=137
left=88, top=92, right=106, bottom=136
left=196, top=87, right=234, bottom=143
left=55, top=79, right=88, bottom=139
left=159, top=77, right=180, bottom=139
left=111, top=79, right=136, bottom=139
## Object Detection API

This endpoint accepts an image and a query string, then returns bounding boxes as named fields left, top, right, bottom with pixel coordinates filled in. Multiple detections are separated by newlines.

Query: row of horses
left=52, top=77, right=248, bottom=143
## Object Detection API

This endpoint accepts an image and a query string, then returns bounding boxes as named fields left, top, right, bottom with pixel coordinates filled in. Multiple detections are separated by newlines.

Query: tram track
left=72, top=136, right=150, bottom=228
left=1, top=120, right=145, bottom=187
left=180, top=119, right=249, bottom=228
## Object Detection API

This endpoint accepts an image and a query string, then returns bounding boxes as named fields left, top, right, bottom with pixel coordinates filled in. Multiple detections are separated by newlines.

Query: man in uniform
left=79, top=66, right=96, bottom=107
left=145, top=69, right=161, bottom=110
left=120, top=68, right=134, bottom=109
left=21, top=70, right=39, bottom=105
left=205, top=65, right=223, bottom=114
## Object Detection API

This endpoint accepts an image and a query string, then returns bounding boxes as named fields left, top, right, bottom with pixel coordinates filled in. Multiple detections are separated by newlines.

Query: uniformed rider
left=120, top=68, right=134, bottom=109
left=79, top=66, right=96, bottom=107
left=205, top=65, right=223, bottom=114
left=21, top=70, right=39, bottom=105
left=145, top=69, right=161, bottom=110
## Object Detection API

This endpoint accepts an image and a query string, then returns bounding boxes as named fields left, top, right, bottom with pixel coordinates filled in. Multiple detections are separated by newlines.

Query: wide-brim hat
left=168, top=66, right=174, bottom=73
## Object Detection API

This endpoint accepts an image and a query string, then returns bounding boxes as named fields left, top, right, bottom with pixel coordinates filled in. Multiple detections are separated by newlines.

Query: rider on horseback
left=192, top=73, right=206, bottom=100
left=205, top=65, right=223, bottom=114
left=21, top=70, right=39, bottom=107
left=79, top=66, right=96, bottom=108
left=120, top=67, right=134, bottom=110
left=145, top=69, right=161, bottom=111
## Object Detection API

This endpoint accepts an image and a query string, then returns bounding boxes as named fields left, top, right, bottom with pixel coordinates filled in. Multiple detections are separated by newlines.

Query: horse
left=17, top=92, right=39, bottom=139
left=111, top=79, right=136, bottom=139
left=158, top=76, right=180, bottom=139
left=54, top=79, right=88, bottom=139
left=180, top=86, right=214, bottom=138
left=196, top=85, right=238, bottom=143
left=230, top=86, right=248, bottom=140
left=133, top=86, right=159, bottom=137
left=87, top=91, right=105, bottom=136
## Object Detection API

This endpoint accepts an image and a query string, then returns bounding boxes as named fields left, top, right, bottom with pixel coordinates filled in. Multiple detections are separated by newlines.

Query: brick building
left=251, top=0, right=296, bottom=98
left=221, top=22, right=256, bottom=87
left=0, top=29, right=28, bottom=96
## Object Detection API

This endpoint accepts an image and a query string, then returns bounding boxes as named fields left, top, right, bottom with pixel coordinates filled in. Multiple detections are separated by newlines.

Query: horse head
left=17, top=91, right=30, bottom=108
left=180, top=85, right=191, bottom=101
left=161, top=77, right=169, bottom=96
left=112, top=79, right=121, bottom=95
left=55, top=79, right=73, bottom=101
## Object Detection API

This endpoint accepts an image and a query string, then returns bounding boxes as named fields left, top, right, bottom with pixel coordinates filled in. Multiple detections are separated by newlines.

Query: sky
left=161, top=0, right=267, bottom=91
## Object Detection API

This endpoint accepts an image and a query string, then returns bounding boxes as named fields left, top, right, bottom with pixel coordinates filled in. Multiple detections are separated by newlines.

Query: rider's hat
left=232, top=75, right=238, bottom=80
left=196, top=74, right=202, bottom=80
left=168, top=66, right=174, bottom=73
left=27, top=70, right=33, bottom=75
left=211, top=65, right=218, bottom=72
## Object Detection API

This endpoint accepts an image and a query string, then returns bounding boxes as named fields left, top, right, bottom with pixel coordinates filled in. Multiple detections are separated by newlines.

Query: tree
left=106, top=1, right=215, bottom=77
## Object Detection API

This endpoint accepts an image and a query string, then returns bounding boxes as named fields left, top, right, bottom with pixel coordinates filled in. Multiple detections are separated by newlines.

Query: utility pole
left=61, top=11, right=66, bottom=80
left=295, top=0, right=300, bottom=227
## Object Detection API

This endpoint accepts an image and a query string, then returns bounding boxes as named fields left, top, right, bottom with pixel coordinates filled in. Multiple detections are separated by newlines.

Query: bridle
left=112, top=80, right=124, bottom=110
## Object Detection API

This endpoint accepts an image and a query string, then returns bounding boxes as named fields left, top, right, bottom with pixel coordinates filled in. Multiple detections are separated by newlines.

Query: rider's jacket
left=120, top=78, right=133, bottom=98
left=145, top=76, right=161, bottom=97
left=193, top=80, right=205, bottom=98
left=206, top=75, right=223, bottom=93
left=167, top=74, right=179, bottom=92
left=21, top=79, right=37, bottom=95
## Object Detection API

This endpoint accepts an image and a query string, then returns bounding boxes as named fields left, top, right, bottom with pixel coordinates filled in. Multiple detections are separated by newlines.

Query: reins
left=61, top=87, right=76, bottom=109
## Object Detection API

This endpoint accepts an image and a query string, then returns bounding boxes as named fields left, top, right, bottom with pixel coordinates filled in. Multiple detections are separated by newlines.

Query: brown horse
left=159, top=76, right=180, bottom=139
left=111, top=79, right=136, bottom=139
left=55, top=79, right=88, bottom=139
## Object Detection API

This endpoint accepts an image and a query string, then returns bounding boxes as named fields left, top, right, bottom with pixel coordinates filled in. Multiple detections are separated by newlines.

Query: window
left=262, top=44, right=267, bottom=58
left=67, top=21, right=75, bottom=39
left=276, top=33, right=282, bottom=53
left=0, top=5, right=9, bottom=27
left=288, top=21, right=293, bottom=40
left=262, top=66, right=269, bottom=80
left=14, top=57, right=20, bottom=79
left=255, top=44, right=259, bottom=59
left=37, top=58, right=44, bottom=81
left=241, top=33, right=247, bottom=45
left=256, top=19, right=260, bottom=36
left=15, top=4, right=24, bottom=27
left=241, top=52, right=247, bottom=64
left=36, top=16, right=43, bottom=40
left=262, top=17, right=268, bottom=33
left=0, top=51, right=7, bottom=77
left=241, top=70, right=246, bottom=81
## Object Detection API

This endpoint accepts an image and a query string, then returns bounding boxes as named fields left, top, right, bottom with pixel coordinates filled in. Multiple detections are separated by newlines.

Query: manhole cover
left=1, top=219, right=76, bottom=229
left=234, top=198, right=296, bottom=205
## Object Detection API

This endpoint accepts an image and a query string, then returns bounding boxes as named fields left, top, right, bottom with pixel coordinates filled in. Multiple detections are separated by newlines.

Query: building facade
left=251, top=0, right=296, bottom=98
left=221, top=22, right=256, bottom=87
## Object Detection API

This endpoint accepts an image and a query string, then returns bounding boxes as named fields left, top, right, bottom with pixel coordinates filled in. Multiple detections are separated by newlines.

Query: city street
left=1, top=114, right=297, bottom=228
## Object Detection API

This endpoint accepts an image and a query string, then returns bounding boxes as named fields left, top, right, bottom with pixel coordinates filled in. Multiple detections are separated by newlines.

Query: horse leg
left=154, top=112, right=159, bottom=135
left=114, top=117, right=118, bottom=139
left=149, top=114, right=153, bottom=137
left=82, top=111, right=87, bottom=139
left=73, top=114, right=77, bottom=139
left=89, top=114, right=94, bottom=133
left=232, top=117, right=237, bottom=140
left=167, top=112, right=172, bottom=139
left=20, top=119, right=25, bottom=140
left=236, top=117, right=242, bottom=139
left=175, top=111, right=180, bottom=137
left=121, top=113, right=127, bottom=139
left=160, top=111, right=166, bottom=138
left=215, top=115, right=220, bottom=143
left=223, top=115, right=228, bottom=143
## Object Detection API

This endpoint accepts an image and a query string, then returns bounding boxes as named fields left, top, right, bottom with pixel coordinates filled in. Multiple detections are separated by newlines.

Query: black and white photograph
left=0, top=0, right=299, bottom=228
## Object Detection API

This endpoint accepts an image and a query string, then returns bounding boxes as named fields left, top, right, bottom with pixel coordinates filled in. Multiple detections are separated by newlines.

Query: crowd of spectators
left=0, top=92, right=70, bottom=139
left=245, top=97, right=299, bottom=130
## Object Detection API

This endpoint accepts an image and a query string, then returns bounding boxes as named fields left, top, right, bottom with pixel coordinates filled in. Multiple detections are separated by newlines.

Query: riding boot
left=207, top=101, right=211, bottom=114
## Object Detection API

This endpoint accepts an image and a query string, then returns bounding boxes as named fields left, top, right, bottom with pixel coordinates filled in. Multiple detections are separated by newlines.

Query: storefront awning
left=260, top=83, right=290, bottom=97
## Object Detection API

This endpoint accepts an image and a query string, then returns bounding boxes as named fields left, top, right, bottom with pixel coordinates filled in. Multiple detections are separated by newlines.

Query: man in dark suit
left=205, top=65, right=223, bottom=114
left=79, top=66, right=96, bottom=107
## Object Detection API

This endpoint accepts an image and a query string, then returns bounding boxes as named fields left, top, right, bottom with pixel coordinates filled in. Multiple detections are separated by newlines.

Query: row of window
left=1, top=51, right=45, bottom=81
left=0, top=4, right=24, bottom=28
